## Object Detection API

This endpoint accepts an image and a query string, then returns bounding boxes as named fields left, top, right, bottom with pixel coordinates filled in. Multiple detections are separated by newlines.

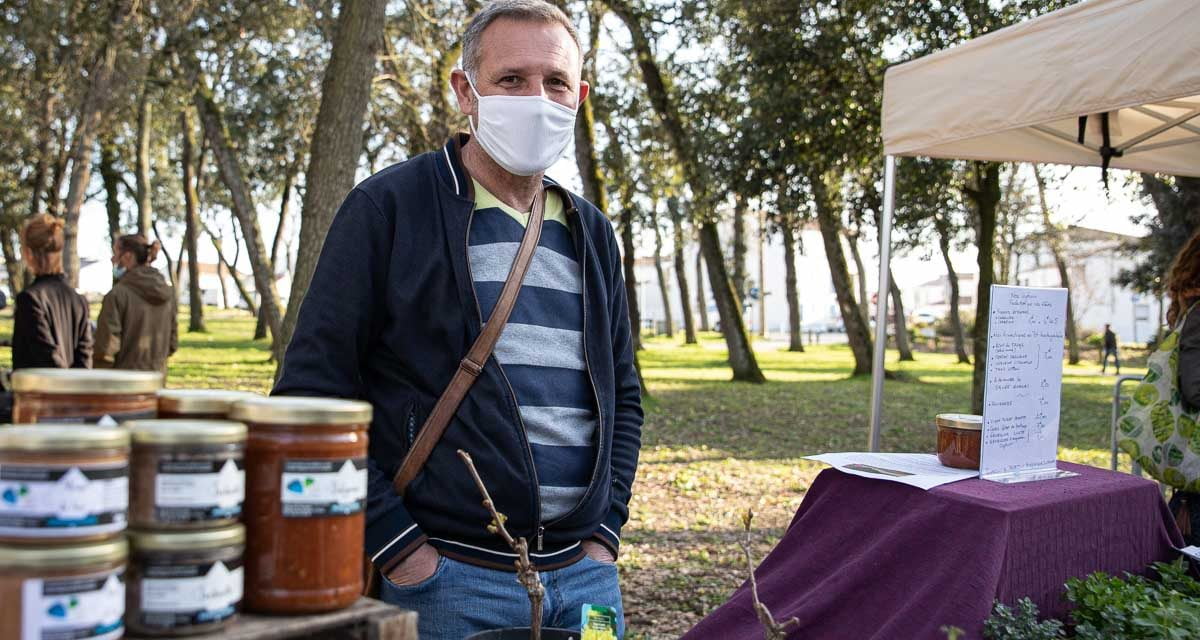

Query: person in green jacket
left=95, top=234, right=178, bottom=375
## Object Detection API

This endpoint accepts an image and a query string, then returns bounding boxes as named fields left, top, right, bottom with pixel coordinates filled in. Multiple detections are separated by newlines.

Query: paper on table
left=804, top=452, right=979, bottom=490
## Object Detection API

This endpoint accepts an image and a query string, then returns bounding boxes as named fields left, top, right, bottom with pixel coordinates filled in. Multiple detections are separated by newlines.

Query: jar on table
left=0, top=425, right=130, bottom=543
left=126, top=525, right=245, bottom=637
left=0, top=537, right=127, bottom=640
left=128, top=420, right=246, bottom=530
left=231, top=396, right=371, bottom=614
left=12, top=368, right=162, bottom=424
left=157, top=390, right=261, bottom=420
left=935, top=413, right=983, bottom=470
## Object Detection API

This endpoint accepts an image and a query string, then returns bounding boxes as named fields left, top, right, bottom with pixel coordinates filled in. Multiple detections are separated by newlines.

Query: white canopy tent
left=869, top=0, right=1200, bottom=450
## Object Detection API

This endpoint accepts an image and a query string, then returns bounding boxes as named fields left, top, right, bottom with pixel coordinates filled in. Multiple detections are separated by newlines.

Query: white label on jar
left=21, top=570, right=125, bottom=640
left=280, top=458, right=367, bottom=518
left=154, top=459, right=245, bottom=522
left=139, top=560, right=242, bottom=629
left=0, top=464, right=128, bottom=537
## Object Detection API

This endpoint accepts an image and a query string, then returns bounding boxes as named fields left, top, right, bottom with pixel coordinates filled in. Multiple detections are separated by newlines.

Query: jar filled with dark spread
left=126, top=525, right=244, bottom=637
left=0, top=425, right=130, bottom=543
left=128, top=420, right=246, bottom=530
left=0, top=537, right=127, bottom=640
left=231, top=397, right=371, bottom=614
left=157, top=389, right=261, bottom=420
left=12, top=368, right=162, bottom=424
left=935, top=413, right=983, bottom=470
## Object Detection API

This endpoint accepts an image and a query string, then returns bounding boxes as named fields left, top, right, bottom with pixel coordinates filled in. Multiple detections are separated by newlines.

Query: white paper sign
left=804, top=452, right=978, bottom=490
left=980, top=285, right=1068, bottom=480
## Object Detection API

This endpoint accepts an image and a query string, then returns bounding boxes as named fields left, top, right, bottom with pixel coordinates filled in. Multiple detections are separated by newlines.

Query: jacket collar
left=436, top=134, right=577, bottom=217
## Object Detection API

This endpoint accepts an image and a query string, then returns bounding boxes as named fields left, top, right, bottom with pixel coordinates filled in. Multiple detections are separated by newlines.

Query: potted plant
left=458, top=450, right=584, bottom=640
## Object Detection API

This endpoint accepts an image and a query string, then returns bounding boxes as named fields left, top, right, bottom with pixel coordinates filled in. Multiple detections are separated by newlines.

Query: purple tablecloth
left=682, top=462, right=1183, bottom=640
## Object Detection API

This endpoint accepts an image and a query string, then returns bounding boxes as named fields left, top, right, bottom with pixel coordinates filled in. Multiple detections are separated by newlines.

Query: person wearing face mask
left=274, top=1, right=641, bottom=637
left=94, top=234, right=178, bottom=375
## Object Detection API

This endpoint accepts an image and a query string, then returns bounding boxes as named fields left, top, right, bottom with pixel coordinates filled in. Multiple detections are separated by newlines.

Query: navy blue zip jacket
left=274, top=135, right=643, bottom=572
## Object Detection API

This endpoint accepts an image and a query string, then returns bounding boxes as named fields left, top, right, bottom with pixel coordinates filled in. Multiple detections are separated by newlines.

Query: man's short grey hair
left=461, top=0, right=582, bottom=76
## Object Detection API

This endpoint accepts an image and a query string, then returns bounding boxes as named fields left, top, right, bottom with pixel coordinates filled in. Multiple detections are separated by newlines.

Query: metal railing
left=1110, top=374, right=1145, bottom=474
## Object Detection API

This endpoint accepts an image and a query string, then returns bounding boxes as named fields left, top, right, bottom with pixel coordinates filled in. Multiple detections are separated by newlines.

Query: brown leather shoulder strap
left=392, top=188, right=546, bottom=495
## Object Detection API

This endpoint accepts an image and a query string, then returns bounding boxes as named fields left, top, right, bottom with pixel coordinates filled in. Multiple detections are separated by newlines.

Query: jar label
left=0, top=464, right=128, bottom=537
left=36, top=409, right=157, bottom=425
left=280, top=458, right=367, bottom=518
left=154, top=459, right=245, bottom=522
left=139, top=559, right=243, bottom=630
left=21, top=570, right=125, bottom=640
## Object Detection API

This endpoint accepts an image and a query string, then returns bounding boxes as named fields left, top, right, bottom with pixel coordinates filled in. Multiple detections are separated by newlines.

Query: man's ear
left=450, top=69, right=475, bottom=116
left=577, top=80, right=590, bottom=105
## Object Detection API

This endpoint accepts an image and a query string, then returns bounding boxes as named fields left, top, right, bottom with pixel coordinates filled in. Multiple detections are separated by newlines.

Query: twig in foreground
left=459, top=449, right=545, bottom=640
left=742, top=509, right=800, bottom=640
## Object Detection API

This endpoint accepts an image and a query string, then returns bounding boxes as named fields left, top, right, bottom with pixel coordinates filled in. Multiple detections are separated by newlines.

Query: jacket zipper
left=462, top=195, right=544, bottom=548
left=547, top=200, right=605, bottom=528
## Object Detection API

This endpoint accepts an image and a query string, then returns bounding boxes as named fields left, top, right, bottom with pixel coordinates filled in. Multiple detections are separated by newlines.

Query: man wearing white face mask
left=274, top=1, right=642, bottom=638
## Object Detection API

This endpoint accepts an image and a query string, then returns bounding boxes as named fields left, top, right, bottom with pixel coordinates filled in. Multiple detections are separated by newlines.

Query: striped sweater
left=468, top=179, right=598, bottom=522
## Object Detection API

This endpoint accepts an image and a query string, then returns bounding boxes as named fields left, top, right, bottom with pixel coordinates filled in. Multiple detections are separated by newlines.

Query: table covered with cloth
left=681, top=461, right=1184, bottom=639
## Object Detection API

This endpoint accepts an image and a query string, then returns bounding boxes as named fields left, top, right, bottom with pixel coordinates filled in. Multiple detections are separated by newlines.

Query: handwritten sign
left=980, top=285, right=1068, bottom=481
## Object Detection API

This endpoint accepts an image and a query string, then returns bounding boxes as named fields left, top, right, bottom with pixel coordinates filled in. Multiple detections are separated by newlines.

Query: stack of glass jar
left=0, top=380, right=372, bottom=637
left=1, top=368, right=165, bottom=640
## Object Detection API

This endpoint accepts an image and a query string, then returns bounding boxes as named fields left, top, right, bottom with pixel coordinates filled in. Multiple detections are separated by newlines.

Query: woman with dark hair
left=1166, top=230, right=1200, bottom=546
left=12, top=214, right=93, bottom=369
left=95, top=234, right=178, bottom=374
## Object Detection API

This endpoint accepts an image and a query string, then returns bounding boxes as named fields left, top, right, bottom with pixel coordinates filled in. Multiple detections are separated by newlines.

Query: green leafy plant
left=1065, top=559, right=1200, bottom=640
left=981, top=598, right=1064, bottom=640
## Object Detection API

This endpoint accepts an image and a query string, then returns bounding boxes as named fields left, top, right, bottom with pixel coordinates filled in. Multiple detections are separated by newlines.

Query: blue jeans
left=380, top=554, right=624, bottom=639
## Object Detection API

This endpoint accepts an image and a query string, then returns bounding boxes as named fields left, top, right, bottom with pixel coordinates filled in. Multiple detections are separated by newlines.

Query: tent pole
left=868, top=155, right=896, bottom=452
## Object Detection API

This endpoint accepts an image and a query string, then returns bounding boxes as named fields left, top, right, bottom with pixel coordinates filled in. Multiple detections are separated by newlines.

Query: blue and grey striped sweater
left=468, top=179, right=598, bottom=522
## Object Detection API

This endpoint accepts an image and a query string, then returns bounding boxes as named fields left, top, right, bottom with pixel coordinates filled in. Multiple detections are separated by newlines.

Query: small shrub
left=981, top=598, right=1064, bottom=640
left=1065, top=559, right=1200, bottom=640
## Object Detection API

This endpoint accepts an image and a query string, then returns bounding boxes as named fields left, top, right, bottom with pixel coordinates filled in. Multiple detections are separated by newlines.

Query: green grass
left=0, top=308, right=1140, bottom=637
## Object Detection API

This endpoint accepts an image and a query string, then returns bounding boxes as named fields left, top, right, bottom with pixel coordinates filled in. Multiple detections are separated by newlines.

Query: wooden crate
left=130, top=598, right=417, bottom=640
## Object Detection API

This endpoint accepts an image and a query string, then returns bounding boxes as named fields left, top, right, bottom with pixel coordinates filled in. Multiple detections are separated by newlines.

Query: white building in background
left=632, top=220, right=1156, bottom=345
left=912, top=226, right=1159, bottom=343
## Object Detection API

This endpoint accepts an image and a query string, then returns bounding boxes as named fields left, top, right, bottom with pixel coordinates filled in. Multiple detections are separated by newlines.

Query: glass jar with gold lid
left=935, top=413, right=983, bottom=470
left=231, top=397, right=371, bottom=614
left=128, top=420, right=247, bottom=530
left=127, top=525, right=245, bottom=637
left=12, top=368, right=162, bottom=424
left=157, top=390, right=261, bottom=420
left=0, top=537, right=128, bottom=640
left=0, top=425, right=130, bottom=542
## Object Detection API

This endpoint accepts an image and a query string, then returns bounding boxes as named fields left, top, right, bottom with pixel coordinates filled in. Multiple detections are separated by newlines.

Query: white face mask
left=466, top=73, right=578, bottom=177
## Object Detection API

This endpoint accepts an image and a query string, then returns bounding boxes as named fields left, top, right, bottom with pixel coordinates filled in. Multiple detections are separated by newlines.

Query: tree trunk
left=812, top=174, right=873, bottom=376
left=966, top=162, right=1001, bottom=414
left=731, top=196, right=747, bottom=303
left=890, top=270, right=914, bottom=361
left=257, top=165, right=297, bottom=340
left=2, top=231, right=25, bottom=299
left=48, top=128, right=69, bottom=216
left=757, top=209, right=767, bottom=338
left=135, top=86, right=153, bottom=238
left=99, top=138, right=123, bottom=245
left=845, top=230, right=870, bottom=329
left=695, top=249, right=710, bottom=332
left=670, top=198, right=697, bottom=345
left=62, top=0, right=136, bottom=286
left=651, top=214, right=673, bottom=338
left=607, top=0, right=762, bottom=381
left=936, top=219, right=970, bottom=364
left=203, top=222, right=257, bottom=317
left=620, top=211, right=643, bottom=351
left=781, top=215, right=804, bottom=352
left=180, top=110, right=206, bottom=332
left=213, top=236, right=230, bottom=310
left=1033, top=166, right=1079, bottom=364
left=572, top=4, right=607, bottom=212
left=277, top=0, right=386, bottom=369
left=29, top=86, right=58, bottom=217
left=194, top=84, right=281, bottom=349
left=699, top=222, right=765, bottom=382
